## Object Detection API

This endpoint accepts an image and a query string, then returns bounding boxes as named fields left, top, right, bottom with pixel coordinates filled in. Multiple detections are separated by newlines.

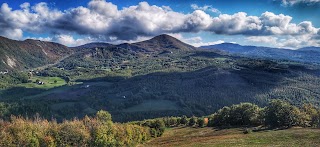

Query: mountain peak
left=133, top=34, right=197, bottom=51
left=74, top=42, right=114, bottom=49
left=151, top=34, right=176, bottom=40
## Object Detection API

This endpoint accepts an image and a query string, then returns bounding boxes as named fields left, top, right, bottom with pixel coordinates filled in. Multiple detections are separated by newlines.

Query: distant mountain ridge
left=2, top=34, right=320, bottom=71
left=0, top=36, right=72, bottom=70
left=298, top=46, right=320, bottom=52
left=200, top=43, right=320, bottom=64
left=74, top=34, right=197, bottom=52
left=0, top=34, right=196, bottom=70
left=73, top=42, right=114, bottom=49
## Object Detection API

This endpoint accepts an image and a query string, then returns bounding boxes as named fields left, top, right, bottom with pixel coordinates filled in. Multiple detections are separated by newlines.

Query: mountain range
left=200, top=43, right=320, bottom=64
left=0, top=34, right=198, bottom=70
left=2, top=34, right=320, bottom=122
left=1, top=34, right=320, bottom=71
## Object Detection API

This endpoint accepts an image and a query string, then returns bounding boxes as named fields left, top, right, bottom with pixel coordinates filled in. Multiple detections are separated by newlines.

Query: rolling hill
left=0, top=36, right=72, bottom=70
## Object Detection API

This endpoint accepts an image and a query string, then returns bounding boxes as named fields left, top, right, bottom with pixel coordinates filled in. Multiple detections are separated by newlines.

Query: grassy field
left=18, top=76, right=66, bottom=89
left=139, top=127, right=320, bottom=147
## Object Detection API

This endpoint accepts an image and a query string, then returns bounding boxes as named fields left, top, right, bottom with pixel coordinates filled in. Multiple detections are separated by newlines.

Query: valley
left=1, top=0, right=320, bottom=146
left=1, top=35, right=320, bottom=122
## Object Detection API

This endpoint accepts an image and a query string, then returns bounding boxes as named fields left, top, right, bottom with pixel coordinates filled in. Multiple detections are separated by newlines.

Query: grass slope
left=18, top=76, right=66, bottom=89
left=140, top=127, right=320, bottom=147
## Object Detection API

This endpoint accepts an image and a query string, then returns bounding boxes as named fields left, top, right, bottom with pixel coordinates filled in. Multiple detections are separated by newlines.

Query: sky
left=0, top=0, right=319, bottom=49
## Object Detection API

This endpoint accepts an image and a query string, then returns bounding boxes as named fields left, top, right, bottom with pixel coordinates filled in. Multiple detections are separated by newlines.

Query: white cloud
left=208, top=11, right=319, bottom=36
left=0, top=0, right=319, bottom=48
left=183, top=10, right=212, bottom=32
left=169, top=33, right=225, bottom=47
left=53, top=35, right=94, bottom=47
left=0, top=2, right=62, bottom=39
left=246, top=36, right=278, bottom=44
left=281, top=0, right=320, bottom=6
left=260, top=12, right=318, bottom=35
left=191, top=4, right=221, bottom=14
left=191, top=40, right=225, bottom=47
left=209, top=12, right=262, bottom=35
left=247, top=35, right=318, bottom=49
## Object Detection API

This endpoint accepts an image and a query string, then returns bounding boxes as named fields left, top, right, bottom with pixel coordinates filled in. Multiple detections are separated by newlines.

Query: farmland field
left=18, top=76, right=66, bottom=89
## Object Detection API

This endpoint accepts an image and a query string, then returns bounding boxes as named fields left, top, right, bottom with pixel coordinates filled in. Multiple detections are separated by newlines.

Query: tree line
left=132, top=99, right=320, bottom=130
left=210, top=100, right=320, bottom=128
left=0, top=111, right=150, bottom=147
left=1, top=99, right=320, bottom=146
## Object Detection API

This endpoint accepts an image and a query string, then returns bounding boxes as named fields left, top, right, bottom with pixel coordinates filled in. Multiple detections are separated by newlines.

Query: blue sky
left=0, top=0, right=319, bottom=48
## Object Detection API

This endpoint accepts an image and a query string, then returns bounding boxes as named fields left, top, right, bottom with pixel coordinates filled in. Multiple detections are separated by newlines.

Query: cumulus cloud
left=281, top=0, right=320, bottom=6
left=191, top=4, right=221, bottom=14
left=0, top=0, right=319, bottom=48
left=247, top=35, right=318, bottom=49
left=246, top=36, right=278, bottom=45
left=0, top=2, right=62, bottom=39
left=190, top=40, right=225, bottom=47
left=168, top=33, right=225, bottom=47
left=208, top=11, right=318, bottom=36
left=182, top=36, right=225, bottom=47
left=52, top=35, right=95, bottom=47
left=29, top=35, right=97, bottom=47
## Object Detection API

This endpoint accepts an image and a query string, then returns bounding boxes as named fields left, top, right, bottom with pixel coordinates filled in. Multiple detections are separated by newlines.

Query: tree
left=64, top=76, right=71, bottom=84
left=301, top=103, right=320, bottom=127
left=93, top=124, right=116, bottom=146
left=96, top=110, right=112, bottom=124
left=188, top=116, right=197, bottom=126
left=168, top=117, right=178, bottom=127
left=265, top=99, right=302, bottom=128
left=197, top=118, right=205, bottom=127
left=180, top=115, right=188, bottom=125
left=228, top=103, right=262, bottom=126
left=213, top=103, right=263, bottom=127
left=148, top=119, right=165, bottom=137
left=213, top=106, right=231, bottom=126
left=207, top=118, right=215, bottom=127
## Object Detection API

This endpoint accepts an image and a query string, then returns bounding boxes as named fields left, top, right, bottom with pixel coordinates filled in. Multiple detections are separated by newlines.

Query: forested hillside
left=1, top=35, right=320, bottom=122
left=0, top=37, right=72, bottom=70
